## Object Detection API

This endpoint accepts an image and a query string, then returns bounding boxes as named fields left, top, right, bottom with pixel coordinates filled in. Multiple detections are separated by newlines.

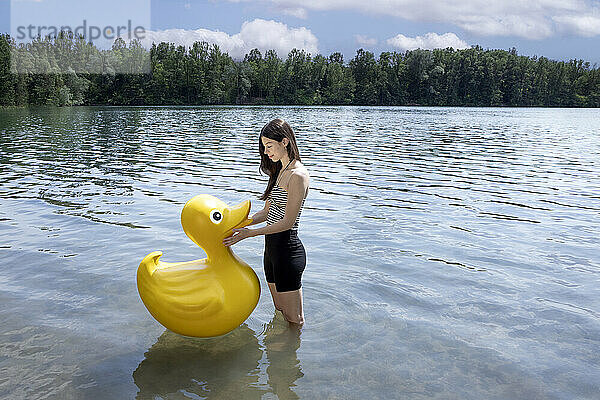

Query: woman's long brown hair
left=259, top=119, right=302, bottom=200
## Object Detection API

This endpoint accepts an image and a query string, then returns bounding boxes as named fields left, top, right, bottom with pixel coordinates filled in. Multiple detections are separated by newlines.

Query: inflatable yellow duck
left=137, top=194, right=260, bottom=337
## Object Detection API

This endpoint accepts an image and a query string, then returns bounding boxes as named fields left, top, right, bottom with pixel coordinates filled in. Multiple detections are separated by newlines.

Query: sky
left=2, top=0, right=600, bottom=64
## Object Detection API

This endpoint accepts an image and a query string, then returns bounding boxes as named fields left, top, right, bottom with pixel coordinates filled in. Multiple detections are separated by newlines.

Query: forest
left=1, top=32, right=599, bottom=107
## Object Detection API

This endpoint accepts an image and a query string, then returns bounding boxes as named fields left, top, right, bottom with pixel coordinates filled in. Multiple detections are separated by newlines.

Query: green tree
left=0, top=34, right=15, bottom=106
left=263, top=50, right=281, bottom=103
left=349, top=48, right=378, bottom=105
left=323, top=52, right=355, bottom=104
left=278, top=48, right=313, bottom=104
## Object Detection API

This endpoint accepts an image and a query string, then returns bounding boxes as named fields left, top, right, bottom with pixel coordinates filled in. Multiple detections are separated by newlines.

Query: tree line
left=1, top=32, right=599, bottom=107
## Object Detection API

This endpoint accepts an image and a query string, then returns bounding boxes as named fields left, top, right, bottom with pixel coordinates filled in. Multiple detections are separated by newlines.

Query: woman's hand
left=223, top=228, right=254, bottom=247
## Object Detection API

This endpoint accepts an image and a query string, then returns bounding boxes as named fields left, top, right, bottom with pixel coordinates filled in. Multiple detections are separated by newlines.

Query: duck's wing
left=139, top=256, right=225, bottom=319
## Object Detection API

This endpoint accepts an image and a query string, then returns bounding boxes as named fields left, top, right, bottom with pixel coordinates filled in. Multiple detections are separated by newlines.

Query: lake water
left=1, top=106, right=599, bottom=399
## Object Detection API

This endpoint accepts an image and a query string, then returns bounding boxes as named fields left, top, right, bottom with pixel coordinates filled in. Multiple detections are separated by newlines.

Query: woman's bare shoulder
left=292, top=163, right=310, bottom=183
left=294, top=161, right=309, bottom=175
left=283, top=163, right=309, bottom=191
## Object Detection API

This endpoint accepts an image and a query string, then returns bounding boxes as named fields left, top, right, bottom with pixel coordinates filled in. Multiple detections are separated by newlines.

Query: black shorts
left=263, top=229, right=306, bottom=292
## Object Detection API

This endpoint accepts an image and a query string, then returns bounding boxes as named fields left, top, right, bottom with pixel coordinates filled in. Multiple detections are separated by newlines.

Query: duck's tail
left=139, top=251, right=163, bottom=277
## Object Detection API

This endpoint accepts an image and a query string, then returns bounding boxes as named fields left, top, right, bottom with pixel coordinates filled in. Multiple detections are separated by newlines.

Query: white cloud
left=553, top=12, right=600, bottom=37
left=130, top=18, right=318, bottom=59
left=387, top=32, right=469, bottom=51
left=453, top=14, right=555, bottom=40
left=354, top=34, right=377, bottom=46
left=221, top=0, right=600, bottom=39
left=281, top=7, right=308, bottom=19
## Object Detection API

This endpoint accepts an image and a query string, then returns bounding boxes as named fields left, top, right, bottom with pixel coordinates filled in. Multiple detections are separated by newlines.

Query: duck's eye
left=210, top=210, right=223, bottom=224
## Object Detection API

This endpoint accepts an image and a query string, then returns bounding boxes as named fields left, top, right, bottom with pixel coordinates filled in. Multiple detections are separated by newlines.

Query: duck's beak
left=223, top=200, right=253, bottom=236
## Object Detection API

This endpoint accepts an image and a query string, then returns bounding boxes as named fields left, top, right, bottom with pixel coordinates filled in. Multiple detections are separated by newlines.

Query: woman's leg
left=268, top=282, right=282, bottom=311
left=267, top=230, right=305, bottom=324
left=276, top=288, right=304, bottom=325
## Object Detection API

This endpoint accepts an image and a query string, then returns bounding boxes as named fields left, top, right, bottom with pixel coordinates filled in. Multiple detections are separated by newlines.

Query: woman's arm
left=223, top=172, right=307, bottom=246
left=247, top=199, right=270, bottom=226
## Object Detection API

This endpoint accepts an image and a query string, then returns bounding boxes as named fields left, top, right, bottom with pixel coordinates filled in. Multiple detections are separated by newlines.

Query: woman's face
left=261, top=136, right=288, bottom=163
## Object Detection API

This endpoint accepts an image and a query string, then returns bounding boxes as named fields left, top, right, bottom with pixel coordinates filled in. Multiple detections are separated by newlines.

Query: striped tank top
left=266, top=179, right=306, bottom=231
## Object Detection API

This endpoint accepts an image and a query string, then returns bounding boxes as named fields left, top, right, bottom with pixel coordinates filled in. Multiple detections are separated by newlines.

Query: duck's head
left=181, top=194, right=252, bottom=254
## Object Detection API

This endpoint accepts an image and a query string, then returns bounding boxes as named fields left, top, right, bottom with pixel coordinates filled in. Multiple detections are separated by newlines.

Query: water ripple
left=1, top=106, right=599, bottom=399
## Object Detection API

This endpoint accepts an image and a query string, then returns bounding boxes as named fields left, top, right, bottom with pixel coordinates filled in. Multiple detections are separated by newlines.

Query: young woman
left=223, top=118, right=309, bottom=325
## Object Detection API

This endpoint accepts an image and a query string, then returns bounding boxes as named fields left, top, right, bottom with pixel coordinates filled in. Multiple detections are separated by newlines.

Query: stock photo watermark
left=14, top=19, right=147, bottom=43
left=10, top=0, right=152, bottom=74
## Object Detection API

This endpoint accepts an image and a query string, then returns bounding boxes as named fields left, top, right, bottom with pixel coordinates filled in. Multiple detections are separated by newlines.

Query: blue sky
left=2, top=0, right=600, bottom=64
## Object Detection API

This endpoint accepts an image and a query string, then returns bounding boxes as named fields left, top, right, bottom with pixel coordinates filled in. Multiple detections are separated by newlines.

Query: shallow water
left=0, top=105, right=599, bottom=399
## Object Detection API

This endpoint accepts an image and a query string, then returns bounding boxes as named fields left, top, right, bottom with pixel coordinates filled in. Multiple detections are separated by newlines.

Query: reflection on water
left=1, top=106, right=599, bottom=399
left=263, top=314, right=303, bottom=400
left=133, top=325, right=263, bottom=399
left=133, top=313, right=302, bottom=399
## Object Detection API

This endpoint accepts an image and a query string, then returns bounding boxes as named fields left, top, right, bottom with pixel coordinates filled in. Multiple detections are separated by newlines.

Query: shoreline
left=3, top=104, right=600, bottom=109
